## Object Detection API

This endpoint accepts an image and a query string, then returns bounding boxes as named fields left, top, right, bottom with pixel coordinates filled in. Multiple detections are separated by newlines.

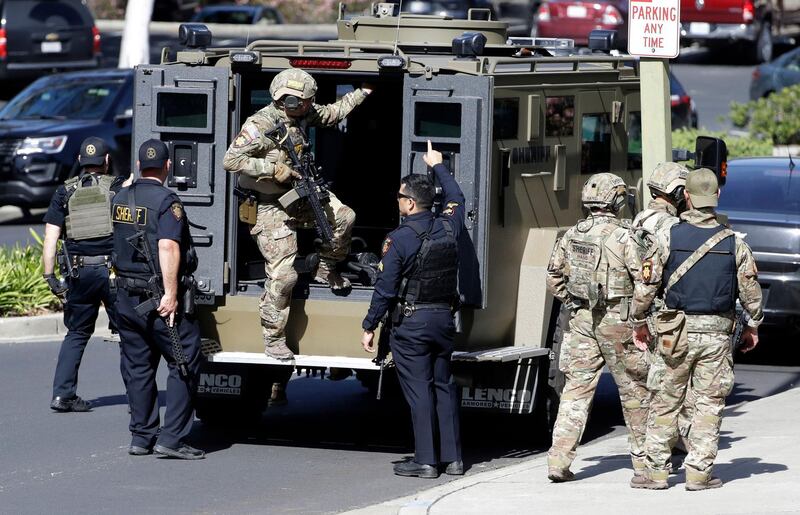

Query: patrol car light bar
left=289, top=58, right=351, bottom=69
left=377, top=55, right=405, bottom=70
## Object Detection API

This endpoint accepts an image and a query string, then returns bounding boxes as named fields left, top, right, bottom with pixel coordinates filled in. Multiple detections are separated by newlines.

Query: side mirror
left=695, top=136, right=728, bottom=186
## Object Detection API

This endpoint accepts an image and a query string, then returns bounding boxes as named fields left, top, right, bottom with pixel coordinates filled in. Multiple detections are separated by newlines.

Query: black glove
left=43, top=273, right=68, bottom=299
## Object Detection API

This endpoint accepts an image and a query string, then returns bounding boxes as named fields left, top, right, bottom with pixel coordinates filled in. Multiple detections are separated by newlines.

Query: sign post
left=628, top=0, right=681, bottom=200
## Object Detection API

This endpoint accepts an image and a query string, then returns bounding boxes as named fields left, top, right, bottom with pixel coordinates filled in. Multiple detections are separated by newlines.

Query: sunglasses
left=397, top=192, right=415, bottom=201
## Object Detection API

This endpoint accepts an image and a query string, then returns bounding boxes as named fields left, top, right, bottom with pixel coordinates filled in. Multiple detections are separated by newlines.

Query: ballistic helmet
left=648, top=162, right=689, bottom=197
left=581, top=173, right=627, bottom=211
left=270, top=69, right=317, bottom=101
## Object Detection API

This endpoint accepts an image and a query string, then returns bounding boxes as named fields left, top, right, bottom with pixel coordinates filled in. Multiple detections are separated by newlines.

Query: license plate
left=689, top=22, right=711, bottom=35
left=566, top=5, right=587, bottom=18
left=41, top=41, right=62, bottom=53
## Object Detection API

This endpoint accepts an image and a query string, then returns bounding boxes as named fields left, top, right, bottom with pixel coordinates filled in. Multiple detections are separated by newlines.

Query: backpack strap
left=665, top=228, right=735, bottom=294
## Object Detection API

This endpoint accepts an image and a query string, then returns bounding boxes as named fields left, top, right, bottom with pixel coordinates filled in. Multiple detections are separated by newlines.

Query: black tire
left=752, top=21, right=773, bottom=64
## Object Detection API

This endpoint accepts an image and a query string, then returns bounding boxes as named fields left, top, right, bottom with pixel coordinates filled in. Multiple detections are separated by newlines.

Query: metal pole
left=639, top=58, right=673, bottom=202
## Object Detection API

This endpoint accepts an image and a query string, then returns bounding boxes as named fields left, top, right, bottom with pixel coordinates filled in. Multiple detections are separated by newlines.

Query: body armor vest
left=565, top=217, right=634, bottom=307
left=64, top=174, right=115, bottom=241
left=664, top=223, right=737, bottom=314
left=401, top=217, right=458, bottom=305
left=630, top=208, right=678, bottom=260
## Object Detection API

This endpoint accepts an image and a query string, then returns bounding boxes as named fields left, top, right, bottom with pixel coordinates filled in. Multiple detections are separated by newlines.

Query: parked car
left=0, top=0, right=101, bottom=81
left=749, top=46, right=800, bottom=100
left=718, top=157, right=800, bottom=330
left=670, top=72, right=699, bottom=129
left=191, top=4, right=284, bottom=25
left=531, top=0, right=627, bottom=47
left=0, top=69, right=133, bottom=208
left=403, top=0, right=498, bottom=19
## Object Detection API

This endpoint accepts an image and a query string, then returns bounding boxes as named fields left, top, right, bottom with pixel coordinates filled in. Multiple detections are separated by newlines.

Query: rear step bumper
left=207, top=351, right=380, bottom=370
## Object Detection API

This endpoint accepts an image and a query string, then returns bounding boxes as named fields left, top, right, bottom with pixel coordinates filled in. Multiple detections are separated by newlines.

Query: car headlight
left=15, top=135, right=68, bottom=155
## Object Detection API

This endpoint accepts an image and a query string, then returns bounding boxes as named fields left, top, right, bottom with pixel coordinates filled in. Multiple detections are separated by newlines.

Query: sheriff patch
left=112, top=204, right=146, bottom=225
left=382, top=237, right=392, bottom=256
left=642, top=259, right=653, bottom=282
left=171, top=202, right=184, bottom=221
left=443, top=202, right=459, bottom=216
left=233, top=123, right=260, bottom=148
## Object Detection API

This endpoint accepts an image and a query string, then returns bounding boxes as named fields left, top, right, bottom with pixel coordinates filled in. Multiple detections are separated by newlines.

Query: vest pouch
left=65, top=175, right=114, bottom=241
left=654, top=309, right=689, bottom=364
left=239, top=198, right=257, bottom=225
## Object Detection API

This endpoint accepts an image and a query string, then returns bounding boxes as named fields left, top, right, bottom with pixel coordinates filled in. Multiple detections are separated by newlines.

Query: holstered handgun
left=182, top=275, right=197, bottom=316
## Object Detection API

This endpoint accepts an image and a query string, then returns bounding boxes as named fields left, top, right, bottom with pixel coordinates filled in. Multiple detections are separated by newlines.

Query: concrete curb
left=0, top=307, right=111, bottom=343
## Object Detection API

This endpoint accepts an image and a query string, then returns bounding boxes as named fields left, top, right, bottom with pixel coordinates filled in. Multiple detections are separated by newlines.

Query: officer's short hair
left=400, top=174, right=435, bottom=210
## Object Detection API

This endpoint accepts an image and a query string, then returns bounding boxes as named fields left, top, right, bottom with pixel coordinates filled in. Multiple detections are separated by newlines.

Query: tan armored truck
left=132, top=4, right=689, bottom=422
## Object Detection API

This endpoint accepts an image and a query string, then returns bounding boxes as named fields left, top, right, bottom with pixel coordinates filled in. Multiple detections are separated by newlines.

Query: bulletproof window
left=156, top=92, right=209, bottom=129
left=581, top=113, right=611, bottom=174
left=414, top=102, right=462, bottom=138
left=493, top=98, right=519, bottom=141
left=544, top=96, right=575, bottom=137
left=627, top=111, right=643, bottom=170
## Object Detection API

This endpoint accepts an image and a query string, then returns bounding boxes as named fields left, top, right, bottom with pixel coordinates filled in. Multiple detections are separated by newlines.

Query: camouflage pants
left=644, top=332, right=734, bottom=482
left=547, top=306, right=649, bottom=472
left=251, top=192, right=355, bottom=344
left=647, top=350, right=695, bottom=445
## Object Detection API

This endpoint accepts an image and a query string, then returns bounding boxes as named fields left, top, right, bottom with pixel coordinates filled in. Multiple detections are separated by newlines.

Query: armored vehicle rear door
left=402, top=75, right=492, bottom=308
left=133, top=65, right=230, bottom=300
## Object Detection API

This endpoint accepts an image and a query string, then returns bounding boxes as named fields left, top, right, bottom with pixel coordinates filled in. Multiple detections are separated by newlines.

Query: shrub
left=671, top=127, right=773, bottom=161
left=0, top=230, right=60, bottom=317
left=728, top=84, right=800, bottom=145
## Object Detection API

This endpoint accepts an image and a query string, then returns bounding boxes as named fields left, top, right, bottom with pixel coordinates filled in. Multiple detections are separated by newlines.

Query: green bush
left=0, top=230, right=60, bottom=317
left=671, top=127, right=773, bottom=161
left=728, top=84, right=800, bottom=145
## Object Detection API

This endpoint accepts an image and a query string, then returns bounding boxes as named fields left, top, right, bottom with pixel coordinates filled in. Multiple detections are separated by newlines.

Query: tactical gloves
left=43, top=274, right=68, bottom=299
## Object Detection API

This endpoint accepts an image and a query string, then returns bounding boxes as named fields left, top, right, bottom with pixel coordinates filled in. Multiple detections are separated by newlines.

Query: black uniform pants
left=115, top=287, right=201, bottom=449
left=390, top=309, right=462, bottom=466
left=52, top=264, right=118, bottom=399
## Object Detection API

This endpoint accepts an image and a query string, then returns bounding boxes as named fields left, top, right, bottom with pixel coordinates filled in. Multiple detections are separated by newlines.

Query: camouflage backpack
left=64, top=174, right=116, bottom=241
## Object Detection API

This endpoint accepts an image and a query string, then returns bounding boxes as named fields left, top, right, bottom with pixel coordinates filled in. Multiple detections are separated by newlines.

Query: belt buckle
left=402, top=304, right=415, bottom=318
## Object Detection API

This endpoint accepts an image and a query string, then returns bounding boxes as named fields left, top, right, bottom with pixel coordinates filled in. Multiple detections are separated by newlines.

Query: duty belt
left=118, top=276, right=152, bottom=294
left=72, top=255, right=111, bottom=267
left=400, top=302, right=453, bottom=318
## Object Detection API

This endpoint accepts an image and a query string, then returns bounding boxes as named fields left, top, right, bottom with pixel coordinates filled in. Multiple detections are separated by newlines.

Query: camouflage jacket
left=628, top=197, right=680, bottom=310
left=222, top=88, right=370, bottom=195
left=546, top=212, right=640, bottom=309
left=631, top=209, right=764, bottom=330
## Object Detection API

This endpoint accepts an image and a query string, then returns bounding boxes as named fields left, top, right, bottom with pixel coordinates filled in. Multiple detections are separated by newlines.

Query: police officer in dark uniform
left=361, top=141, right=466, bottom=479
left=42, top=137, right=127, bottom=412
left=112, top=139, right=204, bottom=459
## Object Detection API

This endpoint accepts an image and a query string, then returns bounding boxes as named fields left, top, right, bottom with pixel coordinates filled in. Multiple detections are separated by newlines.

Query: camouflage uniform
left=546, top=173, right=650, bottom=478
left=223, top=69, right=369, bottom=352
left=632, top=208, right=763, bottom=484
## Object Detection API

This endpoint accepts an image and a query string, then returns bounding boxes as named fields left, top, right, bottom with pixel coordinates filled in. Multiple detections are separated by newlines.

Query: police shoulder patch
left=443, top=201, right=459, bottom=216
left=382, top=237, right=392, bottom=256
left=170, top=202, right=184, bottom=221
left=642, top=259, right=653, bottom=282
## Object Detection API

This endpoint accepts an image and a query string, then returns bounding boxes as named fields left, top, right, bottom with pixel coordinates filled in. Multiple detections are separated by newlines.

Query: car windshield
left=718, top=163, right=800, bottom=215
left=7, top=0, right=93, bottom=28
left=0, top=80, right=124, bottom=121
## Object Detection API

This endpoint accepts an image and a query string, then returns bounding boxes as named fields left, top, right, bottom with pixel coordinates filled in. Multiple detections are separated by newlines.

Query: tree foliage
left=728, top=84, right=800, bottom=145
left=671, top=128, right=773, bottom=162
left=0, top=230, right=60, bottom=317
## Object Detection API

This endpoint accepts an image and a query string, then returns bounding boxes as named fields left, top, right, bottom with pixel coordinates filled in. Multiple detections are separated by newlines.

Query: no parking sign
left=628, top=0, right=681, bottom=58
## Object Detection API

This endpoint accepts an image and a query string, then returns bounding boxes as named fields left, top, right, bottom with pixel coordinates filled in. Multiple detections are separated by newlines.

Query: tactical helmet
left=648, top=162, right=688, bottom=197
left=581, top=173, right=627, bottom=211
left=270, top=69, right=317, bottom=101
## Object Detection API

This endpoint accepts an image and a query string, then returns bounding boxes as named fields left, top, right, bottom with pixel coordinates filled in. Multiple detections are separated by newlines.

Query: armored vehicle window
left=493, top=98, right=519, bottom=140
left=250, top=89, right=272, bottom=112
left=414, top=103, right=462, bottom=138
left=545, top=96, right=574, bottom=137
left=581, top=114, right=611, bottom=174
left=627, top=111, right=643, bottom=170
left=156, top=92, right=208, bottom=128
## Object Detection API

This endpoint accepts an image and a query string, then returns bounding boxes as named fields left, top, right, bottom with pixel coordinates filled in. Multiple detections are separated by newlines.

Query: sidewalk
left=346, top=387, right=800, bottom=515
left=0, top=307, right=111, bottom=343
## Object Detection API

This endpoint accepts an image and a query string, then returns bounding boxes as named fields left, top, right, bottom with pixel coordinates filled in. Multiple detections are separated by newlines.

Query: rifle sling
left=664, top=228, right=735, bottom=295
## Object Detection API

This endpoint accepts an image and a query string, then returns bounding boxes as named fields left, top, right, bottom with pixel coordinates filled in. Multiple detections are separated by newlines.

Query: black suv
left=0, top=69, right=133, bottom=208
left=0, top=0, right=101, bottom=81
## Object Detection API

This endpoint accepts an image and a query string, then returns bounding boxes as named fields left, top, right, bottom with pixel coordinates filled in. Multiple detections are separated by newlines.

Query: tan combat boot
left=264, top=337, right=294, bottom=360
left=630, top=475, right=669, bottom=490
left=686, top=477, right=723, bottom=491
left=314, top=260, right=351, bottom=290
left=547, top=468, right=575, bottom=483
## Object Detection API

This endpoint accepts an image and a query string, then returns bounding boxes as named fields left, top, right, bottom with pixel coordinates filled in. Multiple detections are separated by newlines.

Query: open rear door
left=133, top=65, right=230, bottom=301
left=401, top=74, right=493, bottom=307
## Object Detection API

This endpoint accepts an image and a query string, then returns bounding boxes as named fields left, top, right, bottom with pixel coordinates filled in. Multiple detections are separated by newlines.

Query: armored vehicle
left=133, top=4, right=652, bottom=422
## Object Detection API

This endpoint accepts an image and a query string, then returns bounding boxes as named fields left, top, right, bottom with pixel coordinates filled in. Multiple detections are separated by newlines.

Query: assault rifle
left=265, top=122, right=334, bottom=243
left=373, top=318, right=392, bottom=400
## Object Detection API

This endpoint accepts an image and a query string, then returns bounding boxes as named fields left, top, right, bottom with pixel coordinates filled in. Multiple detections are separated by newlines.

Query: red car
left=531, top=0, right=628, bottom=47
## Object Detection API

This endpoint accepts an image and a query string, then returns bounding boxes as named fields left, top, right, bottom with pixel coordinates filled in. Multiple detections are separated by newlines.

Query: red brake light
left=752, top=68, right=760, bottom=80
left=602, top=5, right=624, bottom=25
left=670, top=94, right=690, bottom=107
left=0, top=29, right=7, bottom=59
left=536, top=3, right=551, bottom=22
left=289, top=58, right=351, bottom=70
left=743, top=0, right=754, bottom=22
left=92, top=26, right=101, bottom=55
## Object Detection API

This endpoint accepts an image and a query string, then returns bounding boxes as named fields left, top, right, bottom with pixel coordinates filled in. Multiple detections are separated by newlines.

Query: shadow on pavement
left=715, top=457, right=788, bottom=484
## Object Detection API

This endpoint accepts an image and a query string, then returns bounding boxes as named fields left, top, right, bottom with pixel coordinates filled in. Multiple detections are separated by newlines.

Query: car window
left=784, top=52, right=800, bottom=72
left=668, top=74, right=686, bottom=96
left=6, top=0, right=93, bottom=27
left=257, top=8, right=281, bottom=24
left=719, top=164, right=800, bottom=215
left=198, top=9, right=255, bottom=23
left=0, top=81, right=125, bottom=121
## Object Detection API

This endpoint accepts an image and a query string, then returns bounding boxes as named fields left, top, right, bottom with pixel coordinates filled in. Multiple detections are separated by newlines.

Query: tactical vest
left=630, top=208, right=679, bottom=260
left=63, top=174, right=116, bottom=241
left=112, top=182, right=174, bottom=280
left=565, top=217, right=634, bottom=307
left=401, top=217, right=458, bottom=305
left=663, top=223, right=737, bottom=314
